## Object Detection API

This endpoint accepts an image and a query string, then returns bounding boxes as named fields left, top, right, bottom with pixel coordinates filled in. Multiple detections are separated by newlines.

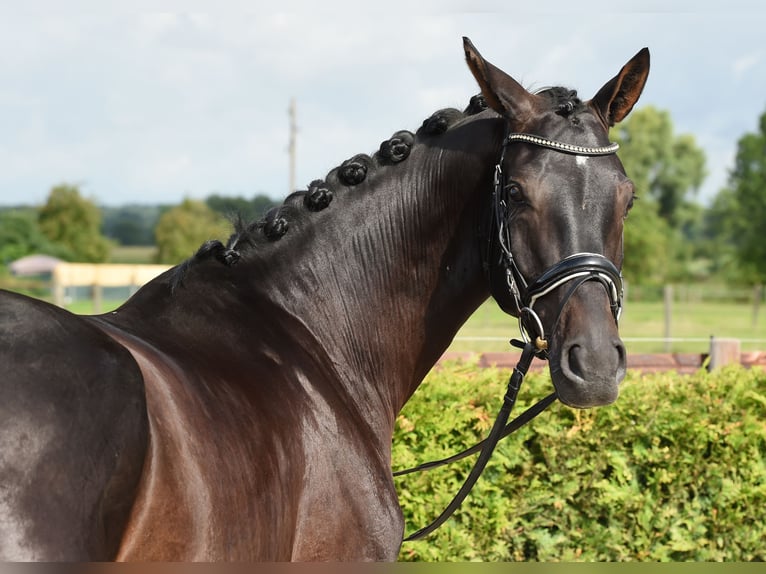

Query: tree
left=154, top=198, right=231, bottom=264
left=613, top=107, right=706, bottom=226
left=611, top=106, right=707, bottom=284
left=37, top=184, right=111, bottom=262
left=102, top=205, right=162, bottom=246
left=620, top=198, right=671, bottom=286
left=0, top=209, right=71, bottom=264
left=710, top=109, right=766, bottom=284
left=206, top=193, right=276, bottom=223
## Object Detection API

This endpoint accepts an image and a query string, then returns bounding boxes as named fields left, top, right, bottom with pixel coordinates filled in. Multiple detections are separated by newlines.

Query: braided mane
left=171, top=94, right=494, bottom=289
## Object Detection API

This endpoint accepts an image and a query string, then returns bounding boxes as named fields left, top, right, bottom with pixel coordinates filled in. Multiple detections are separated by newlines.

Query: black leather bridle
left=486, top=131, right=624, bottom=355
left=399, top=130, right=624, bottom=541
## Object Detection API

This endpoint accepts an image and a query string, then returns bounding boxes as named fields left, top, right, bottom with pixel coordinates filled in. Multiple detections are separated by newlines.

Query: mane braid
left=170, top=238, right=235, bottom=291
left=536, top=86, right=584, bottom=117
left=170, top=94, right=486, bottom=289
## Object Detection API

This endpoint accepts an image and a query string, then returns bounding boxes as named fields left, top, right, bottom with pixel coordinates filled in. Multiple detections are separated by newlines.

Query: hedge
left=392, top=361, right=766, bottom=561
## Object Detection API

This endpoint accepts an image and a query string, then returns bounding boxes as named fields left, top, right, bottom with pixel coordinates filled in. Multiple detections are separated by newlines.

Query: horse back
left=0, top=290, right=148, bottom=561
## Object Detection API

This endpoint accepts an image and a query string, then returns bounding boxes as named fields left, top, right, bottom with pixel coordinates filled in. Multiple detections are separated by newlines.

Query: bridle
left=487, top=131, right=624, bottom=355
left=398, top=129, right=625, bottom=541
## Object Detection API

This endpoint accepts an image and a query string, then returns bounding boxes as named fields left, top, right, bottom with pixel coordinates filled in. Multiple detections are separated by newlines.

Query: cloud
left=2, top=7, right=766, bottom=208
left=732, top=51, right=762, bottom=79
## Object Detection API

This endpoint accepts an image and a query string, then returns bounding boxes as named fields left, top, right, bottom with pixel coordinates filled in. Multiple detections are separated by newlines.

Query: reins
left=397, top=129, right=624, bottom=542
left=400, top=339, right=552, bottom=541
left=393, top=386, right=557, bottom=478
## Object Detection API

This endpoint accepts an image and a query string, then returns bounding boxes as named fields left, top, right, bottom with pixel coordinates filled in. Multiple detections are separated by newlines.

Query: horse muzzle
left=546, top=280, right=627, bottom=408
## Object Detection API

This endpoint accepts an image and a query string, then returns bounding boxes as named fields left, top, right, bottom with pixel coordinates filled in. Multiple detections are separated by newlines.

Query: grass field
left=450, top=299, right=765, bottom=354
left=24, top=248, right=764, bottom=353
left=108, top=245, right=157, bottom=264
left=61, top=295, right=766, bottom=355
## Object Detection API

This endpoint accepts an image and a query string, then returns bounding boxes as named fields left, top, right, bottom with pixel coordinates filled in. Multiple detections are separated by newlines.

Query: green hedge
left=392, top=362, right=766, bottom=561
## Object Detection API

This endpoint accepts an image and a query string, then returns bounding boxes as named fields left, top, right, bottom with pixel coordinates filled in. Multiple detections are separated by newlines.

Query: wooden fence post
left=663, top=284, right=673, bottom=353
left=708, top=337, right=741, bottom=371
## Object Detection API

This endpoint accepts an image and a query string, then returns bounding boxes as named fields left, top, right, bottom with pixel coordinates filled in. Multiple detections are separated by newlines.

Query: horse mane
left=169, top=93, right=494, bottom=290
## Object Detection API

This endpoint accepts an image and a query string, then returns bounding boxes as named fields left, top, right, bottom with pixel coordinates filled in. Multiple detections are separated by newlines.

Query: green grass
left=448, top=299, right=766, bottom=354
left=65, top=299, right=124, bottom=314
left=108, top=245, right=157, bottom=264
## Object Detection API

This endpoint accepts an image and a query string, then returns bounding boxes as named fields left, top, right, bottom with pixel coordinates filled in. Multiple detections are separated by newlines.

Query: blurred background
left=1, top=2, right=765, bottom=354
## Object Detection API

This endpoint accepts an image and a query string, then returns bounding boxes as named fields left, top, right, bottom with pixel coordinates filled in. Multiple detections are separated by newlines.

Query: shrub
left=393, top=362, right=766, bottom=561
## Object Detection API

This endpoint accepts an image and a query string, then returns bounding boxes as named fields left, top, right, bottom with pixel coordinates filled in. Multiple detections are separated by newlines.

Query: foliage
left=709, top=108, right=766, bottom=284
left=154, top=198, right=231, bottom=264
left=611, top=106, right=707, bottom=285
left=0, top=208, right=72, bottom=264
left=101, top=204, right=162, bottom=246
left=206, top=193, right=276, bottom=223
left=620, top=196, right=670, bottom=285
left=37, top=184, right=112, bottom=262
left=612, top=107, right=706, bottom=226
left=393, top=362, right=766, bottom=561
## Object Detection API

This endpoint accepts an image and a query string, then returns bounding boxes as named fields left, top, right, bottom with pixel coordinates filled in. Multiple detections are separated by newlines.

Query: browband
left=505, top=133, right=619, bottom=156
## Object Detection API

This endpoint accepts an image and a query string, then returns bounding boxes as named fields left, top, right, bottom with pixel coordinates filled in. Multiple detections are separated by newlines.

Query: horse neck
left=256, top=118, right=502, bottom=429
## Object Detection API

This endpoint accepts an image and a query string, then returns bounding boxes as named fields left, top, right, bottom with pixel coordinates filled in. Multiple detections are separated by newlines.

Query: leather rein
left=398, top=130, right=624, bottom=541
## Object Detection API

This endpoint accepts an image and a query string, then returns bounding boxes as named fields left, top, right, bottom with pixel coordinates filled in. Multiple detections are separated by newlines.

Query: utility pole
left=288, top=98, right=297, bottom=194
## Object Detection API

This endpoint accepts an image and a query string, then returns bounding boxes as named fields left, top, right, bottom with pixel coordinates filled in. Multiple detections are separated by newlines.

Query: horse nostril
left=567, top=344, right=585, bottom=380
left=615, top=340, right=626, bottom=364
left=614, top=339, right=627, bottom=381
left=566, top=341, right=624, bottom=381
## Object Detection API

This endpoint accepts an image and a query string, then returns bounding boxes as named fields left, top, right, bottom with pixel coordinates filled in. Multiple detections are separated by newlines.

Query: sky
left=1, top=2, right=764, bottom=208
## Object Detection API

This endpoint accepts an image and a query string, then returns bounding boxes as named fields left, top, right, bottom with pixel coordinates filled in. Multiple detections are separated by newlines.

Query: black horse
left=0, top=38, right=648, bottom=561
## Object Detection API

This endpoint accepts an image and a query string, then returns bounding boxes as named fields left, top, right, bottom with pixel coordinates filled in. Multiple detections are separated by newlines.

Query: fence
left=52, top=263, right=171, bottom=313
left=442, top=337, right=766, bottom=373
left=48, top=268, right=765, bottom=371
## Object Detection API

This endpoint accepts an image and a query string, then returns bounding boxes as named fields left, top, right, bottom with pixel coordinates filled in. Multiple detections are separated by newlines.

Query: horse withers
left=0, top=38, right=648, bottom=560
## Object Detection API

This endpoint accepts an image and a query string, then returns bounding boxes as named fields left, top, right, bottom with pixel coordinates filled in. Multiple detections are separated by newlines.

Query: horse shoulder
left=0, top=290, right=148, bottom=561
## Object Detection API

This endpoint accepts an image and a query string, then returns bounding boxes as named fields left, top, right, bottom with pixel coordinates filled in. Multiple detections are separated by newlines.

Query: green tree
left=154, top=198, right=230, bottom=264
left=206, top=193, right=276, bottom=223
left=611, top=106, right=707, bottom=284
left=37, top=184, right=111, bottom=262
left=0, top=209, right=72, bottom=264
left=102, top=205, right=162, bottom=246
left=613, top=107, right=706, bottom=226
left=710, top=109, right=766, bottom=283
left=620, top=199, right=670, bottom=285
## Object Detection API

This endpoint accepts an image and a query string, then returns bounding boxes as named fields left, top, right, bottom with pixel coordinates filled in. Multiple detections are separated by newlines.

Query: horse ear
left=591, top=47, right=650, bottom=126
left=463, top=37, right=537, bottom=121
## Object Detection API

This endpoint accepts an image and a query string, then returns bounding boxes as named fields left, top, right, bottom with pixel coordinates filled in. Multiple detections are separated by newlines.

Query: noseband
left=487, top=131, right=624, bottom=353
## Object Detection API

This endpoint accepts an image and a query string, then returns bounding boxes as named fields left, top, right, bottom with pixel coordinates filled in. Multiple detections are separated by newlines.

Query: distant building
left=9, top=254, right=63, bottom=277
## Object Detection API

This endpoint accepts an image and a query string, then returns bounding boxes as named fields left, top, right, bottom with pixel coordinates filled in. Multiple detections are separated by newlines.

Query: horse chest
left=115, top=351, right=400, bottom=560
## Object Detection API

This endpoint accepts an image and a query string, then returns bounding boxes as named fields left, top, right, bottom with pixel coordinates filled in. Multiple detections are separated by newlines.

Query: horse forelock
left=534, top=86, right=584, bottom=116
left=171, top=94, right=492, bottom=288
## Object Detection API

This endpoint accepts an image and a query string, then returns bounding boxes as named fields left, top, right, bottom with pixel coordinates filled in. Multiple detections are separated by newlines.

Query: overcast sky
left=1, top=2, right=764, bottom=207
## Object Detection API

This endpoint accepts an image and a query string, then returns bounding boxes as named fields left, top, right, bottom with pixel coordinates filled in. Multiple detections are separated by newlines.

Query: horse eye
left=505, top=182, right=524, bottom=203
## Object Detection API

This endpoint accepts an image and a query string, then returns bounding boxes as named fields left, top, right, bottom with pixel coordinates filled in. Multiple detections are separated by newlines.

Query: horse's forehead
left=534, top=107, right=606, bottom=145
left=512, top=111, right=621, bottom=187
left=511, top=146, right=620, bottom=187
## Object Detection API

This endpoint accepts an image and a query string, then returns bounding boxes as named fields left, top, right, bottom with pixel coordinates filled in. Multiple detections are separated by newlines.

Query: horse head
left=464, top=38, right=649, bottom=408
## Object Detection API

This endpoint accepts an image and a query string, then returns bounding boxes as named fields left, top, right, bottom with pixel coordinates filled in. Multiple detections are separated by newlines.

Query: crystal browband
left=505, top=133, right=619, bottom=156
